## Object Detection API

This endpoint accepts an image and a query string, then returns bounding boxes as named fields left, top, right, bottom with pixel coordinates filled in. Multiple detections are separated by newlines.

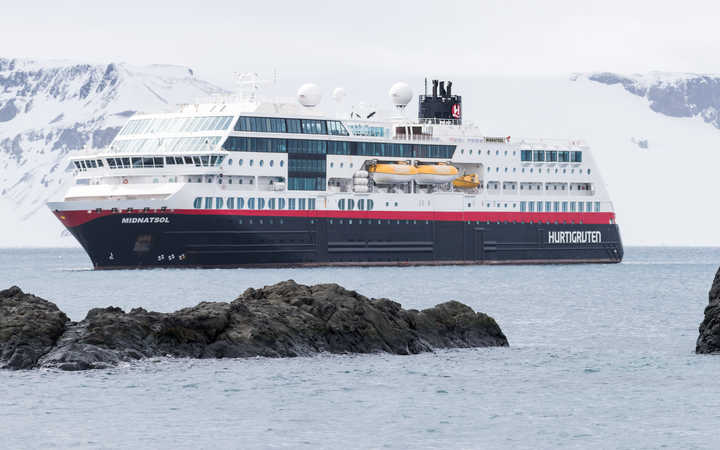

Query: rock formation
left=696, top=268, right=720, bottom=353
left=0, top=280, right=508, bottom=370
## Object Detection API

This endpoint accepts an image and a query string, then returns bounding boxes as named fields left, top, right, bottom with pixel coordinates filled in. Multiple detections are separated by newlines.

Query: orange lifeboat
left=415, top=163, right=459, bottom=184
left=368, top=162, right=418, bottom=184
left=453, top=173, right=481, bottom=189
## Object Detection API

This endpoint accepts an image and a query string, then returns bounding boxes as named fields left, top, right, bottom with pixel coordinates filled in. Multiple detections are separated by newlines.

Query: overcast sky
left=3, top=0, right=720, bottom=87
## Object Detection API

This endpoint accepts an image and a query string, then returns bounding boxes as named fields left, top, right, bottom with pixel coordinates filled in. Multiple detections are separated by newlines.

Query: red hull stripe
left=53, top=209, right=616, bottom=228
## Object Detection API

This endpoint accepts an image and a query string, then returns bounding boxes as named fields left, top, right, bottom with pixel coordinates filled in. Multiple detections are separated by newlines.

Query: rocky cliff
left=0, top=280, right=508, bottom=370
left=696, top=267, right=720, bottom=353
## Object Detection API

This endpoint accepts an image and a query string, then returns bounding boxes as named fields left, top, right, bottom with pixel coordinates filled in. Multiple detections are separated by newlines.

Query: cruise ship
left=47, top=78, right=623, bottom=269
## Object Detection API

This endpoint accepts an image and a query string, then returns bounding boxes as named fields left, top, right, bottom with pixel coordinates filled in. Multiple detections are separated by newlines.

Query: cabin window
left=595, top=202, right=601, bottom=212
left=357, top=199, right=365, bottom=210
left=268, top=198, right=276, bottom=209
left=338, top=199, right=345, bottom=210
left=308, top=198, right=316, bottom=210
left=237, top=197, right=245, bottom=209
left=347, top=199, right=355, bottom=210
left=193, top=197, right=202, bottom=209
left=247, top=198, right=255, bottom=209
left=215, top=197, right=224, bottom=209
left=205, top=197, right=213, bottom=209
left=298, top=198, right=306, bottom=210
left=278, top=198, right=286, bottom=209
left=562, top=201, right=568, bottom=212
left=288, top=198, right=296, bottom=210
left=227, top=198, right=235, bottom=209
left=257, top=198, right=265, bottom=209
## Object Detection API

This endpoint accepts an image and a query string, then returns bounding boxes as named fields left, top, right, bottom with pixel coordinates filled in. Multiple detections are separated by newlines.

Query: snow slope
left=0, top=58, right=228, bottom=246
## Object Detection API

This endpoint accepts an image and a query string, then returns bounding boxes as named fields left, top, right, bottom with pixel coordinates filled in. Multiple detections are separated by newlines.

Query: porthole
left=340, top=163, right=344, bottom=168
left=228, top=158, right=233, bottom=165
left=330, top=162, right=334, bottom=168
left=239, top=159, right=243, bottom=166
left=280, top=160, right=284, bottom=167
left=270, top=160, right=274, bottom=167
left=250, top=160, right=254, bottom=166
left=259, top=160, right=264, bottom=167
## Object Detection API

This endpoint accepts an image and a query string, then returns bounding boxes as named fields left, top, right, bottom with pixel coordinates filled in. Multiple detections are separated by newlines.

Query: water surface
left=0, top=247, right=718, bottom=449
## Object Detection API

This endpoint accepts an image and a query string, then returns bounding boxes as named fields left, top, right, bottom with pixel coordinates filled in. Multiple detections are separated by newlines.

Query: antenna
left=234, top=72, right=271, bottom=101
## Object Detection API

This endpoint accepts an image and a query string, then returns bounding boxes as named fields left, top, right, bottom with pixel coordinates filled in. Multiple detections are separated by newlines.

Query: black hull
left=64, top=212, right=623, bottom=269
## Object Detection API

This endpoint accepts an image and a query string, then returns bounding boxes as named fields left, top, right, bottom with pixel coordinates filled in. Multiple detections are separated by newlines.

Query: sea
left=1, top=246, right=719, bottom=449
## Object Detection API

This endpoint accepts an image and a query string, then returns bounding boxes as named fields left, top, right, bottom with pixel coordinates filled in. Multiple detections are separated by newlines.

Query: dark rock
left=696, top=268, right=720, bottom=353
left=2, top=280, right=508, bottom=370
left=0, top=286, right=69, bottom=369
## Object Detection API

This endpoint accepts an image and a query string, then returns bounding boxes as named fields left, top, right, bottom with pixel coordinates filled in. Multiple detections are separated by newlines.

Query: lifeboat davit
left=368, top=162, right=418, bottom=184
left=453, top=173, right=481, bottom=189
left=415, top=163, right=459, bottom=184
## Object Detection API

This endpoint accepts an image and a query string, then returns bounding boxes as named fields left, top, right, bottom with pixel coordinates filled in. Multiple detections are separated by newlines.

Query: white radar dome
left=389, top=82, right=413, bottom=106
left=297, top=83, right=322, bottom=107
left=332, top=87, right=347, bottom=102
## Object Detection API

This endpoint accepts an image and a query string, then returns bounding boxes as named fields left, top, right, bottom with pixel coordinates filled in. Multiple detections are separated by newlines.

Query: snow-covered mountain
left=588, top=72, right=720, bottom=131
left=1, top=61, right=719, bottom=246
left=0, top=58, right=228, bottom=246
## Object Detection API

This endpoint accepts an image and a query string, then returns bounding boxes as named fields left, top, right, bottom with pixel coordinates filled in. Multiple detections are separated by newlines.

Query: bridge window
left=287, top=119, right=301, bottom=133
left=533, top=151, right=544, bottom=162
left=234, top=116, right=287, bottom=133
left=301, top=119, right=327, bottom=134
left=571, top=151, right=583, bottom=163
left=559, top=151, right=570, bottom=162
left=327, top=120, right=349, bottom=136
left=521, top=150, right=532, bottom=161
